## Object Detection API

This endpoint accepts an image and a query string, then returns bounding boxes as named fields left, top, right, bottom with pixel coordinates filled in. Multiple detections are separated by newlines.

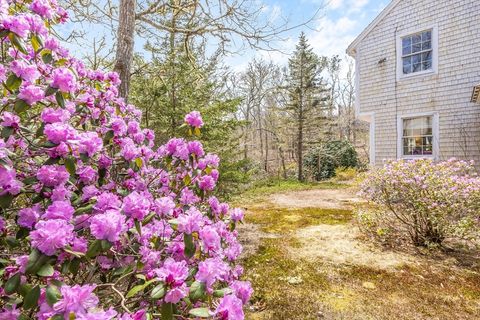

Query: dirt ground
left=268, top=187, right=363, bottom=209
left=237, top=184, right=480, bottom=320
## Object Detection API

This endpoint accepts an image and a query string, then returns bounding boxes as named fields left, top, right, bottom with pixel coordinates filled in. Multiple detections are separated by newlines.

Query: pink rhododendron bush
left=358, top=159, right=480, bottom=247
left=0, top=1, right=251, bottom=319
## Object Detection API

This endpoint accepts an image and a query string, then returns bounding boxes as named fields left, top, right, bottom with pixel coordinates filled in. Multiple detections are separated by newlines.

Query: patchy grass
left=235, top=179, right=349, bottom=205
left=246, top=207, right=352, bottom=233
left=322, top=264, right=480, bottom=319
left=243, top=237, right=331, bottom=320
left=240, top=183, right=480, bottom=320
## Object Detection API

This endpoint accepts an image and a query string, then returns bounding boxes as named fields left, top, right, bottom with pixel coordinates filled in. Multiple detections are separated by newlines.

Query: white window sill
left=399, top=155, right=436, bottom=160
left=397, top=69, right=436, bottom=81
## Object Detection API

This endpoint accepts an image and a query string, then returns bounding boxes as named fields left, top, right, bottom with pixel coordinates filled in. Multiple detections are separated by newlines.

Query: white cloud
left=327, top=0, right=344, bottom=10
left=308, top=16, right=357, bottom=57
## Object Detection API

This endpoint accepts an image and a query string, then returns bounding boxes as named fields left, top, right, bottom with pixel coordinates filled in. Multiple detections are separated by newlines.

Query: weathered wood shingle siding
left=355, top=0, right=480, bottom=165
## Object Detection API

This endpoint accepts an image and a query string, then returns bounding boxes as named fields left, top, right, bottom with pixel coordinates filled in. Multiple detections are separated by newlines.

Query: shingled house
left=347, top=0, right=480, bottom=165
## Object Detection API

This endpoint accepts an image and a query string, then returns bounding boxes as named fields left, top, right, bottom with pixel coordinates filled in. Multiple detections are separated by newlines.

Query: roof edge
left=346, top=0, right=403, bottom=56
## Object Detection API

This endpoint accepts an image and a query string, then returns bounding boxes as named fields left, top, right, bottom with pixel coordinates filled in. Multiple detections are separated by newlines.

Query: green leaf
left=80, top=153, right=89, bottom=162
left=9, top=33, right=28, bottom=54
left=31, top=34, right=43, bottom=52
left=150, top=284, right=166, bottom=300
left=194, top=127, right=201, bottom=136
left=64, top=157, right=76, bottom=176
left=161, top=303, right=173, bottom=320
left=14, top=99, right=29, bottom=114
left=189, top=281, right=206, bottom=302
left=55, top=91, right=65, bottom=108
left=25, top=249, right=49, bottom=275
left=184, top=233, right=195, bottom=258
left=42, top=52, right=53, bottom=64
left=103, top=130, right=114, bottom=145
left=16, top=227, right=30, bottom=240
left=98, top=167, right=107, bottom=186
left=1, top=127, right=14, bottom=139
left=37, top=264, right=54, bottom=277
left=183, top=174, right=191, bottom=186
left=35, top=123, right=45, bottom=137
left=86, top=239, right=102, bottom=259
left=6, top=236, right=20, bottom=248
left=17, top=283, right=32, bottom=297
left=74, top=203, right=94, bottom=215
left=68, top=258, right=81, bottom=276
left=4, top=273, right=20, bottom=294
left=45, top=85, right=56, bottom=96
left=142, top=212, right=156, bottom=226
left=213, top=288, right=232, bottom=298
left=188, top=308, right=210, bottom=318
left=46, top=285, right=61, bottom=306
left=126, top=279, right=157, bottom=299
left=5, top=74, right=22, bottom=91
left=134, top=219, right=142, bottom=236
left=100, top=240, right=112, bottom=251
left=0, top=30, right=9, bottom=38
left=0, top=193, right=14, bottom=209
left=135, top=157, right=143, bottom=168
left=23, top=285, right=41, bottom=309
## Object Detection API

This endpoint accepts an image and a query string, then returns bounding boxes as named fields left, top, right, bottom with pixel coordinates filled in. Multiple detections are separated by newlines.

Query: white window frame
left=397, top=112, right=439, bottom=160
left=396, top=25, right=438, bottom=81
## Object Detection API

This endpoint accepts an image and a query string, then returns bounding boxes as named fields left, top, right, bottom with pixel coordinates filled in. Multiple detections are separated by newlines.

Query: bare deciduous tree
left=60, top=0, right=323, bottom=98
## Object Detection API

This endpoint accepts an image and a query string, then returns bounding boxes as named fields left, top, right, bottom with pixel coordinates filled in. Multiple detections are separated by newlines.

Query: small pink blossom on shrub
left=18, top=84, right=45, bottom=104
left=89, top=210, right=126, bottom=242
left=30, top=219, right=74, bottom=255
left=52, top=67, right=77, bottom=92
left=184, top=110, right=204, bottom=128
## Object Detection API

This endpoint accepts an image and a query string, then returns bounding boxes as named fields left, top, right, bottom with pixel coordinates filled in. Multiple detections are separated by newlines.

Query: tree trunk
left=113, top=0, right=136, bottom=99
left=297, top=53, right=305, bottom=182
left=279, top=146, right=287, bottom=179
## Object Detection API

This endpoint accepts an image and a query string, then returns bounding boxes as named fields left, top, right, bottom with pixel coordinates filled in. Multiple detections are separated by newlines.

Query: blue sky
left=225, top=0, right=389, bottom=70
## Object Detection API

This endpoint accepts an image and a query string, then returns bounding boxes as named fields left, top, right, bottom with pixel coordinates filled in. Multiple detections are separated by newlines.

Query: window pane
left=413, top=63, right=421, bottom=72
left=422, top=31, right=431, bottom=41
left=421, top=51, right=432, bottom=71
left=403, top=45, right=411, bottom=56
left=402, top=37, right=412, bottom=48
left=412, top=34, right=422, bottom=44
left=412, top=43, right=422, bottom=53
left=412, top=54, right=421, bottom=64
left=422, top=60, right=432, bottom=71
left=402, top=116, right=434, bottom=156
left=403, top=57, right=412, bottom=74
left=422, top=41, right=431, bottom=50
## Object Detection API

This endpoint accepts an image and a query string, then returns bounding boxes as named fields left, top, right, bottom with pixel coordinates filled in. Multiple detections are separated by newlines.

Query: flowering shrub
left=359, top=159, right=480, bottom=247
left=0, top=1, right=251, bottom=319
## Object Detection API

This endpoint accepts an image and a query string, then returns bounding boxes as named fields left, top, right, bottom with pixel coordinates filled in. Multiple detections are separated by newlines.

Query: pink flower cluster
left=0, top=1, right=251, bottom=319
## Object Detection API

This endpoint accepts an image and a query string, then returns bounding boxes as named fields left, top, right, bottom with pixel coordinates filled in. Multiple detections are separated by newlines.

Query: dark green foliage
left=282, top=33, right=331, bottom=181
left=303, top=140, right=358, bottom=181
left=130, top=43, right=250, bottom=197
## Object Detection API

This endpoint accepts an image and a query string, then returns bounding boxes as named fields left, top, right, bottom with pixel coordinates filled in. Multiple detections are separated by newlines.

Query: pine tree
left=285, top=33, right=330, bottom=181
left=129, top=39, right=248, bottom=196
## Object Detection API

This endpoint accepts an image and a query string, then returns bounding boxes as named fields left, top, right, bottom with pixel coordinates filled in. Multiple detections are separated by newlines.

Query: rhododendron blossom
left=0, top=1, right=250, bottom=319
left=184, top=110, right=204, bottom=128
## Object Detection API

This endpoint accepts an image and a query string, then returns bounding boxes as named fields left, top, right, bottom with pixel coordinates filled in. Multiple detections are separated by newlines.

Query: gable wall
left=356, top=0, right=480, bottom=165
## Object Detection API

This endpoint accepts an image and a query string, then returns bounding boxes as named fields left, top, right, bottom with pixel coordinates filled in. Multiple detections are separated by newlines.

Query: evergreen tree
left=285, top=33, right=330, bottom=181
left=129, top=39, right=249, bottom=196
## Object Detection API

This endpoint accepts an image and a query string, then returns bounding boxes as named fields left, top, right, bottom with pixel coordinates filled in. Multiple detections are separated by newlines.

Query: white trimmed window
left=397, top=113, right=439, bottom=159
left=396, top=26, right=438, bottom=80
